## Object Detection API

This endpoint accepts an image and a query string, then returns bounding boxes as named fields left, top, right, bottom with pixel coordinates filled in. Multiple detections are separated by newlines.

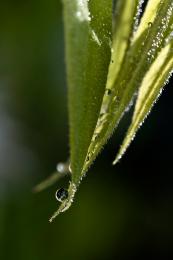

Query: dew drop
left=76, top=0, right=91, bottom=22
left=55, top=188, right=68, bottom=202
left=148, top=22, right=152, bottom=27
left=56, top=162, right=66, bottom=173
left=105, top=88, right=112, bottom=96
left=133, top=0, right=145, bottom=34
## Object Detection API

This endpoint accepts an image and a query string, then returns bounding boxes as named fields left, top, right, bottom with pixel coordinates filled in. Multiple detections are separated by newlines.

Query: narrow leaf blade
left=50, top=0, right=112, bottom=220
left=114, top=42, right=173, bottom=164
left=66, top=0, right=112, bottom=184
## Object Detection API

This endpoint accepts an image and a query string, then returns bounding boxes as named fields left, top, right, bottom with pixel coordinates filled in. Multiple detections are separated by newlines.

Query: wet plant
left=35, top=0, right=173, bottom=222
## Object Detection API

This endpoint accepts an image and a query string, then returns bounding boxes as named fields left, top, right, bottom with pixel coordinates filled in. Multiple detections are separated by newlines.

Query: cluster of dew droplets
left=115, top=52, right=173, bottom=166
left=137, top=49, right=173, bottom=139
left=165, top=24, right=173, bottom=45
left=76, top=0, right=91, bottom=22
left=121, top=66, right=173, bottom=162
left=133, top=0, right=145, bottom=35
left=147, top=2, right=173, bottom=63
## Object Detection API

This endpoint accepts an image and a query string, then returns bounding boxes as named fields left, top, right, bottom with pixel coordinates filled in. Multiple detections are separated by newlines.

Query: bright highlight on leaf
left=34, top=0, right=173, bottom=221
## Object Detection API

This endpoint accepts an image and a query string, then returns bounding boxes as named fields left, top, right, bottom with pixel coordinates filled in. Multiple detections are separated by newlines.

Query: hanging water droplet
left=55, top=188, right=68, bottom=202
left=148, top=22, right=152, bottom=27
left=56, top=162, right=66, bottom=173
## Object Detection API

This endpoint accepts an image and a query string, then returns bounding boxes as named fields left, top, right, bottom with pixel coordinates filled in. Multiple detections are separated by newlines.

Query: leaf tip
left=49, top=182, right=77, bottom=222
left=112, top=156, right=121, bottom=166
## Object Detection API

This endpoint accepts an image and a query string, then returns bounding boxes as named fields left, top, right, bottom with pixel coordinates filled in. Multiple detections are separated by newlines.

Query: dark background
left=0, top=1, right=173, bottom=259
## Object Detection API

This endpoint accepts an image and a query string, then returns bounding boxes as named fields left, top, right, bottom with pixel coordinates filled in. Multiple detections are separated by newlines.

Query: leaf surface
left=114, top=42, right=173, bottom=164
left=83, top=0, right=173, bottom=173
left=50, top=0, right=112, bottom=220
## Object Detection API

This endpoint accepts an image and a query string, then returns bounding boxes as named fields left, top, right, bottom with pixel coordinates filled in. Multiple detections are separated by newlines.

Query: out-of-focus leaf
left=33, top=161, right=69, bottom=193
left=114, top=42, right=173, bottom=164
left=50, top=0, right=112, bottom=221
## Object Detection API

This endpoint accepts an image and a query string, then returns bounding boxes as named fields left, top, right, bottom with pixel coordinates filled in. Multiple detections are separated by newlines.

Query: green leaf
left=49, top=0, right=112, bottom=220
left=82, top=0, right=141, bottom=173
left=49, top=182, right=77, bottom=222
left=66, top=0, right=112, bottom=184
left=83, top=0, right=173, bottom=173
left=106, top=0, right=140, bottom=91
left=133, top=0, right=162, bottom=42
left=114, top=42, right=173, bottom=164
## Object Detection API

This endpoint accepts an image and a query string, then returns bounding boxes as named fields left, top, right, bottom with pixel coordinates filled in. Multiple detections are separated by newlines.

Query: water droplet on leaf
left=105, top=88, right=112, bottom=95
left=55, top=188, right=68, bottom=202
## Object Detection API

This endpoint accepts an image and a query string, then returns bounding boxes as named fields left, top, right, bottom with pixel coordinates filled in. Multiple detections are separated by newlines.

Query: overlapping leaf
left=49, top=0, right=112, bottom=221
left=114, top=42, right=173, bottom=164
left=84, top=0, right=173, bottom=173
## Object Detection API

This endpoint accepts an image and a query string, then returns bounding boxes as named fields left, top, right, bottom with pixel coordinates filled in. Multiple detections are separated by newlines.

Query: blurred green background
left=0, top=1, right=173, bottom=259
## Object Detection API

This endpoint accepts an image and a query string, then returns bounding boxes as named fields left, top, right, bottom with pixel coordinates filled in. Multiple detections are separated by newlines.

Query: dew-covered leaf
left=114, top=42, right=173, bottom=164
left=83, top=0, right=173, bottom=173
left=49, top=0, right=112, bottom=220
left=106, top=0, right=140, bottom=91
left=81, top=0, right=142, bottom=174
left=133, top=0, right=161, bottom=42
